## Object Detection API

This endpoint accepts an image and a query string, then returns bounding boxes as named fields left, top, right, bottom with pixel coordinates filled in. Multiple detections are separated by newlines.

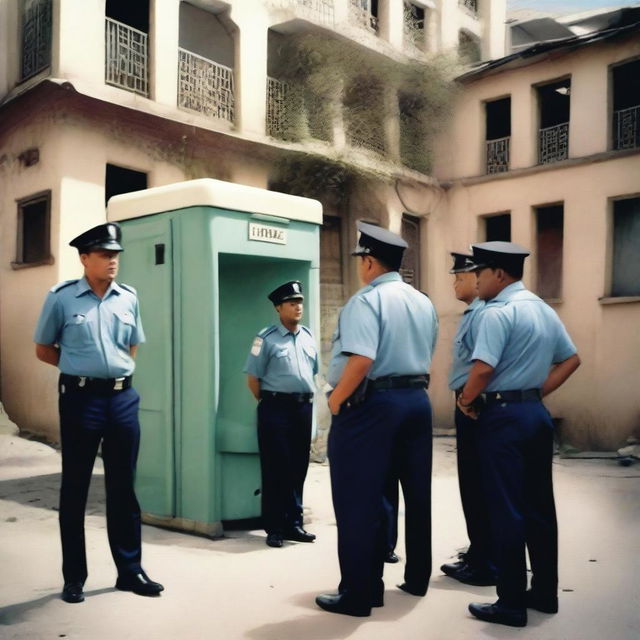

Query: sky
left=507, top=0, right=640, bottom=15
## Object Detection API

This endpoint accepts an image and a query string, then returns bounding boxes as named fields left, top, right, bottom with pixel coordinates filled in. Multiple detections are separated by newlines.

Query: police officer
left=316, top=222, right=438, bottom=617
left=440, top=252, right=496, bottom=586
left=244, top=281, right=318, bottom=548
left=34, top=223, right=163, bottom=604
left=457, top=241, right=580, bottom=627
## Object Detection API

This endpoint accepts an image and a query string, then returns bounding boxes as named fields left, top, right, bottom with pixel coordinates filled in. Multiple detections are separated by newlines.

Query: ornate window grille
left=345, top=114, right=385, bottom=155
left=178, top=49, right=235, bottom=123
left=486, top=137, right=510, bottom=174
left=403, top=2, right=425, bottom=53
left=21, top=0, right=52, bottom=80
left=267, top=77, right=302, bottom=140
left=105, top=17, right=149, bottom=96
left=613, top=105, right=640, bottom=150
left=349, top=0, right=379, bottom=34
left=460, top=0, right=478, bottom=13
left=539, top=123, right=569, bottom=164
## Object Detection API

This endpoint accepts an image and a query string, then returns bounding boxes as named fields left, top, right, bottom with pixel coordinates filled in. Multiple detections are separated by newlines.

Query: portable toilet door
left=107, top=179, right=322, bottom=537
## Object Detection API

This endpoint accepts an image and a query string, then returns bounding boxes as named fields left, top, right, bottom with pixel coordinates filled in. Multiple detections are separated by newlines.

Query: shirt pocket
left=113, top=310, right=136, bottom=345
left=63, top=314, right=94, bottom=347
left=272, top=347, right=292, bottom=374
left=454, top=337, right=472, bottom=361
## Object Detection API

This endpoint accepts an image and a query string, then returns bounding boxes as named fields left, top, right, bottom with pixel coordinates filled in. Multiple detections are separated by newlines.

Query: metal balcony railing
left=345, top=115, right=385, bottom=155
left=460, top=0, right=478, bottom=13
left=105, top=17, right=149, bottom=96
left=349, top=0, right=379, bottom=33
left=271, top=0, right=335, bottom=25
left=538, top=122, right=569, bottom=164
left=486, top=137, right=510, bottom=174
left=21, top=0, right=52, bottom=80
left=613, top=105, right=640, bottom=150
left=178, top=49, right=235, bottom=123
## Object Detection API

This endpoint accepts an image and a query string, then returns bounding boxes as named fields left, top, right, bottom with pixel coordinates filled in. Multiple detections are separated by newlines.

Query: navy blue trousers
left=328, top=388, right=432, bottom=607
left=455, top=406, right=494, bottom=572
left=58, top=383, right=142, bottom=584
left=476, top=401, right=558, bottom=609
left=257, top=396, right=312, bottom=534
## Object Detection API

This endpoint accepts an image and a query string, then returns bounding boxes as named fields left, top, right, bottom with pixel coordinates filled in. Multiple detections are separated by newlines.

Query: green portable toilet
left=107, top=178, right=322, bottom=537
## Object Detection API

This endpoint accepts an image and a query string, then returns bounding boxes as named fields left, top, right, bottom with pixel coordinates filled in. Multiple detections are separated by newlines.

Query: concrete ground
left=1, top=408, right=639, bottom=640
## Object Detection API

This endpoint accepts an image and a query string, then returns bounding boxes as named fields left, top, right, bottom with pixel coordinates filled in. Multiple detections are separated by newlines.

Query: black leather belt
left=60, top=373, right=132, bottom=394
left=369, top=374, right=430, bottom=391
left=260, top=391, right=314, bottom=403
left=484, top=389, right=541, bottom=404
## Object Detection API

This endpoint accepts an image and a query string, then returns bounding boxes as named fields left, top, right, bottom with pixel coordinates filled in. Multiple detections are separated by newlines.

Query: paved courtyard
left=1, top=409, right=639, bottom=640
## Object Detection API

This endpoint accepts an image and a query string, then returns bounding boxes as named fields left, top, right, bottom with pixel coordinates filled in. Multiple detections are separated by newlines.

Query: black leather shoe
left=283, top=526, right=316, bottom=542
left=526, top=590, right=558, bottom=613
left=440, top=560, right=465, bottom=576
left=385, top=551, right=399, bottom=564
left=468, top=602, right=527, bottom=627
left=266, top=533, right=283, bottom=547
left=115, top=570, right=164, bottom=596
left=397, top=582, right=427, bottom=597
left=62, top=582, right=84, bottom=603
left=315, top=593, right=371, bottom=617
left=442, top=562, right=497, bottom=586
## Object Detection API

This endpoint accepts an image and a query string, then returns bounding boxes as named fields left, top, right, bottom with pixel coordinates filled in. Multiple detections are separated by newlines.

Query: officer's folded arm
left=458, top=360, right=495, bottom=418
left=541, top=353, right=581, bottom=397
left=328, top=354, right=373, bottom=415
left=35, top=343, right=60, bottom=367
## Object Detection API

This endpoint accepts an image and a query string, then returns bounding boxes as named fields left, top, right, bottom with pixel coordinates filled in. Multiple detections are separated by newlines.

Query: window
left=611, top=197, right=640, bottom=297
left=485, top=97, right=511, bottom=174
left=105, top=164, right=148, bottom=206
left=14, top=191, right=52, bottom=267
left=484, top=213, right=511, bottom=241
left=21, top=0, right=52, bottom=80
left=535, top=204, right=564, bottom=299
left=404, top=2, right=426, bottom=52
left=400, top=214, right=421, bottom=288
left=612, top=59, right=640, bottom=150
left=537, top=79, right=571, bottom=164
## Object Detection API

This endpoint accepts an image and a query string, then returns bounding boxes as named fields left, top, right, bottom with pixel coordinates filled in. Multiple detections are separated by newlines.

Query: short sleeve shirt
left=34, top=277, right=145, bottom=378
left=327, top=272, right=439, bottom=387
left=471, top=281, right=577, bottom=391
left=243, top=323, right=318, bottom=393
left=448, top=297, right=485, bottom=390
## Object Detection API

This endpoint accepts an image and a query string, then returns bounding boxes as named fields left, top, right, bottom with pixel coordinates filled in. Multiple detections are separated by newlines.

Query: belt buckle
left=114, top=377, right=125, bottom=391
left=78, top=376, right=87, bottom=388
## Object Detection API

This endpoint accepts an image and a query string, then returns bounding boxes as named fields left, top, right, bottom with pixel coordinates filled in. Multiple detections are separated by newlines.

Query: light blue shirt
left=244, top=323, right=318, bottom=393
left=327, top=272, right=439, bottom=387
left=34, top=277, right=145, bottom=378
left=472, top=281, right=577, bottom=391
left=448, top=297, right=485, bottom=390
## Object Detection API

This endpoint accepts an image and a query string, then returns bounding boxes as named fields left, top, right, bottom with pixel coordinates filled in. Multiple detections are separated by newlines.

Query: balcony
left=105, top=17, right=149, bottom=97
left=271, top=0, right=335, bottom=26
left=613, top=105, right=640, bottom=151
left=349, top=0, right=379, bottom=34
left=539, top=122, right=568, bottom=164
left=486, top=137, right=510, bottom=174
left=178, top=49, right=235, bottom=124
left=267, top=77, right=302, bottom=140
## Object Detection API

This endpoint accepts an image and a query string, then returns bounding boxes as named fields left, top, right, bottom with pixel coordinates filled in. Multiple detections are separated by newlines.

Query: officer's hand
left=328, top=392, right=341, bottom=416
left=457, top=395, right=479, bottom=420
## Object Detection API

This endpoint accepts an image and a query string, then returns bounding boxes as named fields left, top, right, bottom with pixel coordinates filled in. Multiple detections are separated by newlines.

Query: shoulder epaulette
left=50, top=279, right=78, bottom=293
left=301, top=325, right=314, bottom=336
left=119, top=283, right=137, bottom=295
left=258, top=325, right=277, bottom=338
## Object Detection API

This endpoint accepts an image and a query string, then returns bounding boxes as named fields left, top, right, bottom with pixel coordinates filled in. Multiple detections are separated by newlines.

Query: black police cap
left=268, top=281, right=304, bottom=305
left=449, top=252, right=477, bottom=274
left=351, top=221, right=407, bottom=270
left=471, top=241, right=530, bottom=271
left=69, top=222, right=124, bottom=253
